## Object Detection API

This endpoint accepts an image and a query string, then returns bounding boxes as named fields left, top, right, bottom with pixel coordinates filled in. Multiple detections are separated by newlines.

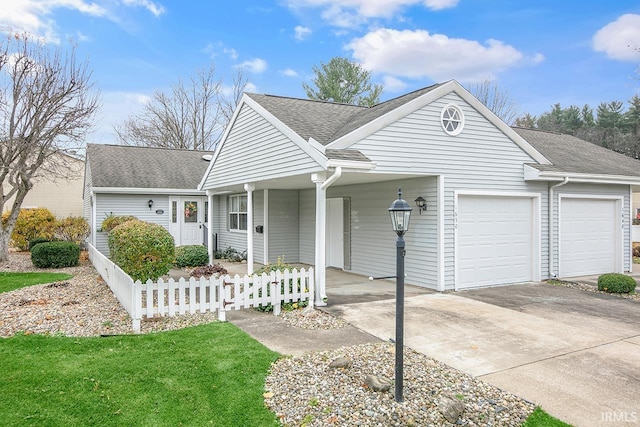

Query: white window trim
left=441, top=103, right=465, bottom=136
left=228, top=194, right=248, bottom=232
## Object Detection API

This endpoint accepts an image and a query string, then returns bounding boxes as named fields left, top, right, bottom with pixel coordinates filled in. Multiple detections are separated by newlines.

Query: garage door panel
left=560, top=198, right=618, bottom=277
left=457, top=195, right=534, bottom=289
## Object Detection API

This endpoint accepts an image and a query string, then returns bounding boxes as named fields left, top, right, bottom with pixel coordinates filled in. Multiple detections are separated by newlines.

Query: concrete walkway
left=324, top=282, right=640, bottom=427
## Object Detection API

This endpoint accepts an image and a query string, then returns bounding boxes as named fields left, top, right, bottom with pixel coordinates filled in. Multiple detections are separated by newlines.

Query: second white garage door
left=457, top=195, right=536, bottom=289
left=559, top=197, right=621, bottom=277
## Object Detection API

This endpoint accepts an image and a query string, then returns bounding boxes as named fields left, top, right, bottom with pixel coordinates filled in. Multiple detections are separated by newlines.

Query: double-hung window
left=229, top=195, right=247, bottom=231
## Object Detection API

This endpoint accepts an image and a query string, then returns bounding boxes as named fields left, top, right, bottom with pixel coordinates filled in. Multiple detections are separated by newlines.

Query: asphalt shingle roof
left=246, top=83, right=444, bottom=146
left=87, top=144, right=213, bottom=189
left=513, top=127, right=640, bottom=178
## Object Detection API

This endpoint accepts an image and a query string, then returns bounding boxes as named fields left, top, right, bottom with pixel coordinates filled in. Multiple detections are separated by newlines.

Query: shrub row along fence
left=87, top=243, right=313, bottom=332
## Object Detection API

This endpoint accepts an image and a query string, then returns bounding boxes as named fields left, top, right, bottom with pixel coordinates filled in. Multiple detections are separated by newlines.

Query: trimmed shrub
left=108, top=219, right=175, bottom=282
left=633, top=244, right=640, bottom=258
left=190, top=264, right=228, bottom=279
left=31, top=241, right=80, bottom=268
left=7, top=208, right=56, bottom=251
left=175, top=245, right=209, bottom=268
left=28, top=237, right=53, bottom=251
left=597, top=273, right=637, bottom=294
left=55, top=216, right=90, bottom=245
left=101, top=215, right=138, bottom=233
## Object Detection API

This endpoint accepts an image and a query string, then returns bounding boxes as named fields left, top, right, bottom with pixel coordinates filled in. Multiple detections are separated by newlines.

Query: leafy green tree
left=302, top=57, right=383, bottom=107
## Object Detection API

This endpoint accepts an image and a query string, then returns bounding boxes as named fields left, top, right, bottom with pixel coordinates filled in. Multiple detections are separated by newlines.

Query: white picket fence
left=87, top=243, right=313, bottom=332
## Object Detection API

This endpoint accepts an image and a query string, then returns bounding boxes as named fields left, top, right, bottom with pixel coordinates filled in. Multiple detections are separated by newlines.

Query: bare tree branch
left=114, top=64, right=247, bottom=150
left=466, top=79, right=520, bottom=125
left=0, top=32, right=99, bottom=260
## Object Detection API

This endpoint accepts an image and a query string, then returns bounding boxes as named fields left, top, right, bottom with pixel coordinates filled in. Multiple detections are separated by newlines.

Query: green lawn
left=523, top=407, right=573, bottom=426
left=0, top=323, right=280, bottom=427
left=0, top=272, right=73, bottom=294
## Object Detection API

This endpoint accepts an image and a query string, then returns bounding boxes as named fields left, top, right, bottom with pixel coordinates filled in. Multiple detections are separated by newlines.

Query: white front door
left=327, top=198, right=344, bottom=269
left=170, top=197, right=204, bottom=246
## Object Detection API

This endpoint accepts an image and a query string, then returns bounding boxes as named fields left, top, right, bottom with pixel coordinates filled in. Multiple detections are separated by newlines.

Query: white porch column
left=244, top=183, right=255, bottom=275
left=311, top=172, right=327, bottom=306
left=206, top=190, right=214, bottom=265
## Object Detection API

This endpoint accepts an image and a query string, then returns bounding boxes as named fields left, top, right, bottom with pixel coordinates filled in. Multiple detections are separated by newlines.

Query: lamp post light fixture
left=388, top=187, right=412, bottom=402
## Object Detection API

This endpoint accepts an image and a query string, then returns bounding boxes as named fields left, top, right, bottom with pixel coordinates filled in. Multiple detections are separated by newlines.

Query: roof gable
left=87, top=144, right=213, bottom=190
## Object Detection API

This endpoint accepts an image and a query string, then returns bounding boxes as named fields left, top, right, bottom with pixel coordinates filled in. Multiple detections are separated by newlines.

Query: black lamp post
left=388, top=187, right=412, bottom=402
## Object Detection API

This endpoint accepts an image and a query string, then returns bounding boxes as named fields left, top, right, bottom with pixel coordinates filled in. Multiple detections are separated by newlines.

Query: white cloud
left=294, top=25, right=312, bottom=41
left=382, top=75, right=407, bottom=92
left=203, top=42, right=239, bottom=60
left=245, top=82, right=258, bottom=93
left=121, top=0, right=165, bottom=17
left=238, top=58, right=267, bottom=74
left=593, top=14, right=640, bottom=61
left=0, top=0, right=163, bottom=43
left=284, top=0, right=458, bottom=27
left=347, top=28, right=528, bottom=82
left=280, top=68, right=299, bottom=77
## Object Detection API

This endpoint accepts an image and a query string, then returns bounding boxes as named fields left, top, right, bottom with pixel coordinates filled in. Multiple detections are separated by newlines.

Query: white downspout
left=312, top=166, right=342, bottom=307
left=549, top=177, right=569, bottom=278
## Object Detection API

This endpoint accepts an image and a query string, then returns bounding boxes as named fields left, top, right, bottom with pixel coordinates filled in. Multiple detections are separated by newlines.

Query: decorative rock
left=329, top=356, right=353, bottom=369
left=301, top=306, right=318, bottom=318
left=438, top=396, right=465, bottom=423
left=365, top=374, right=392, bottom=392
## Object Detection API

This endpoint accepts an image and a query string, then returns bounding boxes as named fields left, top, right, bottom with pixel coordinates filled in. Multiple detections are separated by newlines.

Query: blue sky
left=2, top=0, right=640, bottom=144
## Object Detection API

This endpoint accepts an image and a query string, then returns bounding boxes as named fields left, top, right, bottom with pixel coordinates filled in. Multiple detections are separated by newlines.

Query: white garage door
left=560, top=197, right=619, bottom=277
left=457, top=195, right=534, bottom=289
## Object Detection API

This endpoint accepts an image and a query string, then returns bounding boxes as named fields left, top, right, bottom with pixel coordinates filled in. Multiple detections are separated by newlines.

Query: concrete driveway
left=323, top=281, right=640, bottom=427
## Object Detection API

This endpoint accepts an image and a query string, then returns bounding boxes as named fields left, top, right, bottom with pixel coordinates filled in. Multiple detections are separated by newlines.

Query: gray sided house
left=199, top=80, right=640, bottom=304
left=83, top=144, right=213, bottom=255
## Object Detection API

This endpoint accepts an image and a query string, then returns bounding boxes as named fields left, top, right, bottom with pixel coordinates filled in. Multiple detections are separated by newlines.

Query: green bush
left=597, top=273, right=637, bottom=293
left=101, top=214, right=138, bottom=233
left=31, top=241, right=80, bottom=268
left=108, top=219, right=175, bottom=282
left=5, top=208, right=56, bottom=251
left=55, top=216, right=90, bottom=245
left=175, top=245, right=209, bottom=268
left=28, top=237, right=53, bottom=251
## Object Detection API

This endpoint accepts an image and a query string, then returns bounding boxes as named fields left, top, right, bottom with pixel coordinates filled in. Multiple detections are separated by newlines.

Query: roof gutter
left=549, top=177, right=570, bottom=278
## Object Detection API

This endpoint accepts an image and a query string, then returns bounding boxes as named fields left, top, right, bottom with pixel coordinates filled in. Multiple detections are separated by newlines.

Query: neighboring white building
left=198, top=80, right=640, bottom=303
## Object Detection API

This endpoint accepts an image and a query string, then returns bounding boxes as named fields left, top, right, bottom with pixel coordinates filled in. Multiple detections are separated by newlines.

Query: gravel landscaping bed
left=265, top=343, right=536, bottom=426
left=550, top=279, right=640, bottom=302
left=3, top=252, right=537, bottom=425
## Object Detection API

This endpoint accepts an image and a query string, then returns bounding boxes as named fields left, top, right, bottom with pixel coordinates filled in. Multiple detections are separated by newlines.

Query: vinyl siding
left=83, top=161, right=93, bottom=227
left=94, top=193, right=171, bottom=255
left=214, top=191, right=265, bottom=263
left=553, top=183, right=631, bottom=273
left=328, top=177, right=438, bottom=287
left=268, top=190, right=299, bottom=263
left=202, top=104, right=323, bottom=189
left=349, top=92, right=549, bottom=289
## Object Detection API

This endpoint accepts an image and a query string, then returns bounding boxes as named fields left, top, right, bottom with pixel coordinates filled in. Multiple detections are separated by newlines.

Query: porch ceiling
left=207, top=171, right=430, bottom=194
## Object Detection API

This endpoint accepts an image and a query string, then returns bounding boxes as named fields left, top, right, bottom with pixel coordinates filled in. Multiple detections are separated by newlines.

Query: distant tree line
left=514, top=96, right=640, bottom=159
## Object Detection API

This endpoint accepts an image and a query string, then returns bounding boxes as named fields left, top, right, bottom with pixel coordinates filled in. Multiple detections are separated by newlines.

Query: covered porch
left=203, top=168, right=443, bottom=305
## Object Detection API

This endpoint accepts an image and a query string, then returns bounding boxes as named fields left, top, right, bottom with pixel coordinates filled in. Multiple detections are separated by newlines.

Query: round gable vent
left=441, top=104, right=464, bottom=136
